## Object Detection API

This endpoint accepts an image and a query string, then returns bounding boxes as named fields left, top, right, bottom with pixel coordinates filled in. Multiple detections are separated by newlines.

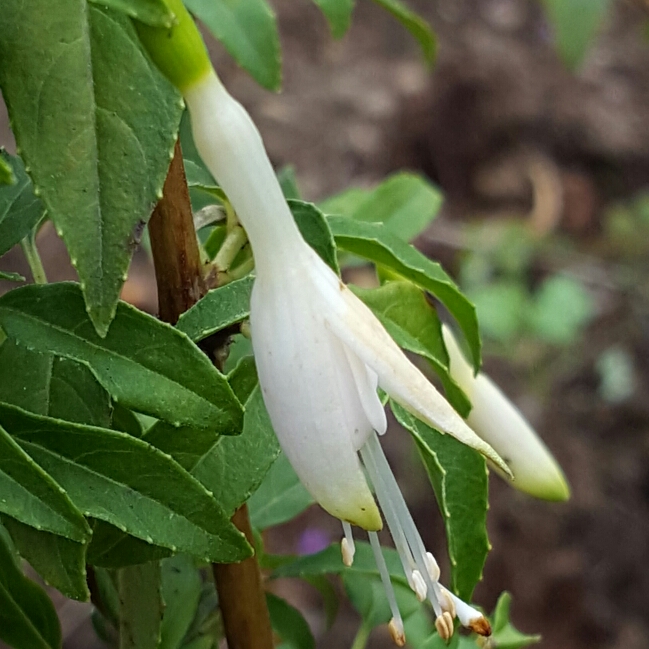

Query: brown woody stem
left=149, top=139, right=274, bottom=649
left=148, top=141, right=206, bottom=324
left=213, top=505, right=274, bottom=649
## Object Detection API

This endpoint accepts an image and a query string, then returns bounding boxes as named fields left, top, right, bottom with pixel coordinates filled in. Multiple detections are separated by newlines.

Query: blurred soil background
left=2, top=0, right=649, bottom=648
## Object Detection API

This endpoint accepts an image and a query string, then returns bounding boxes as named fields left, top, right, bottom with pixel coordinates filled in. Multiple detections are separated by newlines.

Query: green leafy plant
left=0, top=1, right=557, bottom=648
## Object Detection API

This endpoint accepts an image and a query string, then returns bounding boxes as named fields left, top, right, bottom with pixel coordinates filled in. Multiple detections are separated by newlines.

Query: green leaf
left=343, top=572, right=391, bottom=629
left=319, top=187, right=369, bottom=218
left=48, top=356, right=112, bottom=428
left=176, top=275, right=254, bottom=343
left=0, top=153, right=16, bottom=185
left=88, top=360, right=266, bottom=567
left=0, top=338, right=111, bottom=428
left=0, top=339, right=53, bottom=414
left=273, top=542, right=406, bottom=584
left=0, top=403, right=251, bottom=563
left=111, top=403, right=144, bottom=437
left=159, top=555, right=202, bottom=649
left=118, top=562, right=163, bottom=649
left=302, top=575, right=339, bottom=629
left=248, top=452, right=314, bottom=530
left=371, top=0, right=436, bottom=64
left=466, top=281, right=528, bottom=344
left=143, top=421, right=221, bottom=473
left=88, top=0, right=175, bottom=27
left=91, top=566, right=121, bottom=627
left=191, top=383, right=280, bottom=517
left=0, top=270, right=24, bottom=281
left=0, top=283, right=243, bottom=431
left=179, top=111, right=210, bottom=180
left=266, top=593, right=315, bottom=649
left=541, top=0, right=611, bottom=70
left=0, top=150, right=45, bottom=257
left=421, top=633, right=461, bottom=649
left=343, top=571, right=420, bottom=629
left=321, top=173, right=442, bottom=242
left=184, top=158, right=227, bottom=209
left=528, top=275, right=594, bottom=345
left=2, top=517, right=89, bottom=601
left=186, top=0, right=282, bottom=91
left=182, top=637, right=215, bottom=649
left=391, top=402, right=489, bottom=601
left=141, top=349, right=260, bottom=471
left=0, top=525, right=61, bottom=649
left=87, top=520, right=172, bottom=569
left=311, top=0, right=355, bottom=38
left=351, top=281, right=471, bottom=416
left=491, top=592, right=541, bottom=649
left=289, top=200, right=340, bottom=274
left=0, top=422, right=90, bottom=541
left=328, top=217, right=481, bottom=371
left=0, top=2, right=182, bottom=335
left=184, top=159, right=218, bottom=191
left=277, top=165, right=302, bottom=200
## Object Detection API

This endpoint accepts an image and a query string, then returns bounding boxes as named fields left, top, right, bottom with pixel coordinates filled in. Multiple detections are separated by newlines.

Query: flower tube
left=136, top=4, right=504, bottom=642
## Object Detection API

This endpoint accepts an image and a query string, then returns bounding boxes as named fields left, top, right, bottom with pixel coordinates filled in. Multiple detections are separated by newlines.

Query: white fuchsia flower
left=442, top=325, right=570, bottom=502
left=185, top=69, right=499, bottom=645
left=136, top=5, right=505, bottom=642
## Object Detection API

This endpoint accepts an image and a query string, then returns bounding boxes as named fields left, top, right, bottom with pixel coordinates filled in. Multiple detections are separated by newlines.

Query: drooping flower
left=442, top=325, right=570, bottom=501
left=136, top=5, right=506, bottom=643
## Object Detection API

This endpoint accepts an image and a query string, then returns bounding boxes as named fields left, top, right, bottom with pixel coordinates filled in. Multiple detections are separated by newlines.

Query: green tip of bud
left=526, top=468, right=571, bottom=503
left=134, top=0, right=212, bottom=93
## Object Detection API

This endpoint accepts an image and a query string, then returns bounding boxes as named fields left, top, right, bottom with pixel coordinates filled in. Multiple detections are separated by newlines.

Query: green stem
left=227, top=256, right=255, bottom=281
left=20, top=230, right=47, bottom=284
left=214, top=225, right=248, bottom=272
left=350, top=621, right=372, bottom=649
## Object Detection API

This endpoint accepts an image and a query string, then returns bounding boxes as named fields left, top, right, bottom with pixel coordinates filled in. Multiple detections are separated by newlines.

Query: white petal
left=309, top=253, right=510, bottom=476
left=442, top=326, right=570, bottom=501
left=342, top=345, right=388, bottom=438
left=250, top=270, right=382, bottom=530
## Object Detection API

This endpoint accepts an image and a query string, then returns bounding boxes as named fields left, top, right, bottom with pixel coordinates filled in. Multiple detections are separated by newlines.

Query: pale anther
left=435, top=611, right=455, bottom=641
left=411, top=569, right=427, bottom=602
left=341, top=539, right=354, bottom=567
left=341, top=521, right=356, bottom=566
left=425, top=551, right=441, bottom=582
left=439, top=585, right=457, bottom=619
left=388, top=617, right=406, bottom=647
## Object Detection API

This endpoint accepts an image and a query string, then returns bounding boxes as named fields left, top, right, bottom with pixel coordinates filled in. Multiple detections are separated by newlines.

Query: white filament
left=368, top=531, right=404, bottom=636
left=360, top=433, right=443, bottom=616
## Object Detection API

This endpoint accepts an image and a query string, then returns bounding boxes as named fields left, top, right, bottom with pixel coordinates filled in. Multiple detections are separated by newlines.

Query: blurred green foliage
left=459, top=220, right=595, bottom=347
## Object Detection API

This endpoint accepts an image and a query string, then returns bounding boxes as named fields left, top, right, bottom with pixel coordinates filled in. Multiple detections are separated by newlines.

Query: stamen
left=425, top=552, right=441, bottom=582
left=357, top=438, right=422, bottom=597
left=438, top=585, right=456, bottom=619
left=341, top=521, right=356, bottom=567
left=361, top=433, right=443, bottom=615
left=411, top=570, right=427, bottom=602
left=388, top=618, right=406, bottom=647
left=368, top=531, right=405, bottom=646
left=359, top=438, right=426, bottom=600
left=447, top=592, right=492, bottom=636
left=435, top=611, right=455, bottom=641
